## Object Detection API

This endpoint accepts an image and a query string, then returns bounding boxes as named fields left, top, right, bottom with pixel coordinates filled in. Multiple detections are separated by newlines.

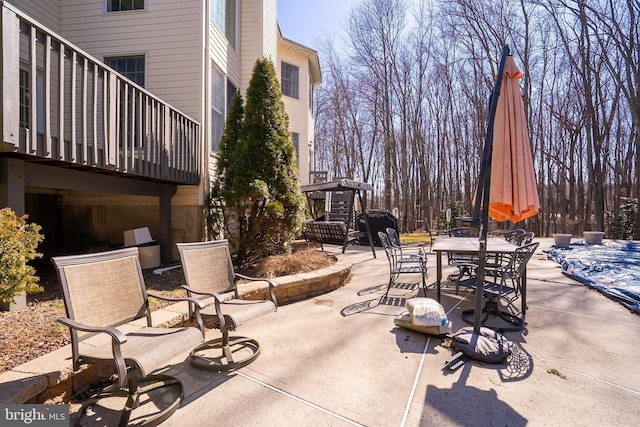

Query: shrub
left=0, top=208, right=44, bottom=304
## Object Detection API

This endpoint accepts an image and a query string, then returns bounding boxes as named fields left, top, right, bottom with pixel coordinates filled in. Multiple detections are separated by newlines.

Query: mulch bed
left=0, top=263, right=188, bottom=373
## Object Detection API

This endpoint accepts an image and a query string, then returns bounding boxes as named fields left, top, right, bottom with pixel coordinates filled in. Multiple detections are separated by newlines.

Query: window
left=291, top=132, right=299, bottom=159
left=211, top=0, right=237, bottom=49
left=107, top=0, right=145, bottom=12
left=105, top=55, right=145, bottom=87
left=19, top=69, right=29, bottom=129
left=227, top=80, right=237, bottom=111
left=225, top=0, right=236, bottom=48
left=281, top=62, right=299, bottom=99
left=211, top=0, right=225, bottom=32
left=211, top=65, right=225, bottom=152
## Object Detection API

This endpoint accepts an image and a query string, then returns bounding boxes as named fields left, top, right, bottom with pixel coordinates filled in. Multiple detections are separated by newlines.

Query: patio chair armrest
left=57, top=317, right=130, bottom=386
left=153, top=290, right=206, bottom=335
left=400, top=246, right=426, bottom=256
left=57, top=317, right=127, bottom=343
left=147, top=292, right=206, bottom=310
left=180, top=285, right=225, bottom=303
left=403, top=242, right=427, bottom=249
left=180, top=285, right=231, bottom=331
left=235, top=274, right=278, bottom=309
left=235, top=272, right=270, bottom=283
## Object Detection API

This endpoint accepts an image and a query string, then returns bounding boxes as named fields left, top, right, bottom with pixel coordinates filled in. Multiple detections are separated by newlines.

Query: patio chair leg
left=77, top=374, right=183, bottom=427
left=421, top=270, right=428, bottom=297
left=382, top=278, right=394, bottom=299
left=189, top=329, right=262, bottom=372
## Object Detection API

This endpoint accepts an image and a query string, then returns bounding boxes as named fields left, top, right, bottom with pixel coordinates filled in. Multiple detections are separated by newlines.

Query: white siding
left=59, top=0, right=203, bottom=122
left=262, top=0, right=277, bottom=61
left=209, top=20, right=240, bottom=83
left=279, top=48, right=314, bottom=185
left=8, top=0, right=60, bottom=32
left=239, top=0, right=277, bottom=93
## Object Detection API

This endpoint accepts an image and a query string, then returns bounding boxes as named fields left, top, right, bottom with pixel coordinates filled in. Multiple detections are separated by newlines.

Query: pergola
left=300, top=179, right=376, bottom=257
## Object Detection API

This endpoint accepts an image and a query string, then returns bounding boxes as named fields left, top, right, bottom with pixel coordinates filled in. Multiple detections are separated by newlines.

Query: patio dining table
left=431, top=236, right=525, bottom=312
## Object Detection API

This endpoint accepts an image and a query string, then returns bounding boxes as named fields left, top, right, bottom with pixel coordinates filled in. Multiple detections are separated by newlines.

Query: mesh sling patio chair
left=52, top=247, right=205, bottom=427
left=176, top=240, right=277, bottom=371
left=457, top=242, right=539, bottom=332
left=378, top=231, right=428, bottom=300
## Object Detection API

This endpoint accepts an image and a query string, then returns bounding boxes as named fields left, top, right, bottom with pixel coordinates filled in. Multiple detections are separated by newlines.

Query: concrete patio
left=3, top=237, right=640, bottom=426
left=154, top=237, right=640, bottom=426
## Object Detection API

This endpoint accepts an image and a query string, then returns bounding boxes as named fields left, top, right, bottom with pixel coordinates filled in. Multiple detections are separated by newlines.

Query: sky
left=277, top=0, right=361, bottom=50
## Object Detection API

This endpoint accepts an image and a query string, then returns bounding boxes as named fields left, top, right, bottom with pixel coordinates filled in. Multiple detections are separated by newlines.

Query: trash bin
left=123, top=227, right=161, bottom=269
left=357, top=210, right=398, bottom=246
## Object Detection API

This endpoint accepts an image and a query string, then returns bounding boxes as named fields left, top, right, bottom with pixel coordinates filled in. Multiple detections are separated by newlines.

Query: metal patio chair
left=457, top=242, right=540, bottom=332
left=503, top=228, right=526, bottom=243
left=385, top=227, right=426, bottom=264
left=446, top=227, right=478, bottom=283
left=176, top=239, right=277, bottom=371
left=378, top=231, right=428, bottom=300
left=515, top=231, right=535, bottom=246
left=52, top=247, right=205, bottom=427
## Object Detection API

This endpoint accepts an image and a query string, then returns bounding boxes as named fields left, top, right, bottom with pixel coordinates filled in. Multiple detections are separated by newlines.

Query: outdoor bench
left=302, top=220, right=358, bottom=253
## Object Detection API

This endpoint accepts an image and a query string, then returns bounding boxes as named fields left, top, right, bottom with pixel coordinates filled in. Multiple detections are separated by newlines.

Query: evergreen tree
left=207, top=92, right=244, bottom=240
left=217, top=92, right=244, bottom=192
left=216, top=58, right=305, bottom=265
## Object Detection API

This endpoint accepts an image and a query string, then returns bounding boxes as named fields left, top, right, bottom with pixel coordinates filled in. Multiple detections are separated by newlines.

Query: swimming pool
left=546, top=240, right=640, bottom=314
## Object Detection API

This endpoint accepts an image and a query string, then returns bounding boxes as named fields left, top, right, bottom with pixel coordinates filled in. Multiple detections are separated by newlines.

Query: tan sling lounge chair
left=53, top=247, right=205, bottom=427
left=177, top=240, right=277, bottom=371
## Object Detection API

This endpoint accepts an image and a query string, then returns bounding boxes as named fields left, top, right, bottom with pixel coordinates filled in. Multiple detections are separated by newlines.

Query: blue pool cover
left=546, top=241, right=640, bottom=313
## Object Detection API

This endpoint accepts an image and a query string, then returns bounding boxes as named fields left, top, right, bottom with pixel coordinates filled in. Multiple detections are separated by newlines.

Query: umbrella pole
left=473, top=45, right=511, bottom=334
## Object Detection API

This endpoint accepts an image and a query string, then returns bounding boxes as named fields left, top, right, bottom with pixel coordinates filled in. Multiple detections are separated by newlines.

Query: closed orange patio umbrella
left=446, top=47, right=540, bottom=365
left=488, top=55, right=539, bottom=222
left=469, top=46, right=540, bottom=337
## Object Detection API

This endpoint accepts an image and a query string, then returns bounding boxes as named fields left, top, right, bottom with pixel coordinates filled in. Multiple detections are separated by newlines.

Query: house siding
left=240, top=0, right=276, bottom=91
left=209, top=19, right=240, bottom=83
left=278, top=47, right=315, bottom=186
left=262, top=0, right=277, bottom=60
left=59, top=0, right=203, bottom=123
left=7, top=0, right=60, bottom=32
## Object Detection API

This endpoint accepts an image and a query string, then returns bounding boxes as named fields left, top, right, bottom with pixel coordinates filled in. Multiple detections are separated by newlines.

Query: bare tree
left=313, top=0, right=638, bottom=237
